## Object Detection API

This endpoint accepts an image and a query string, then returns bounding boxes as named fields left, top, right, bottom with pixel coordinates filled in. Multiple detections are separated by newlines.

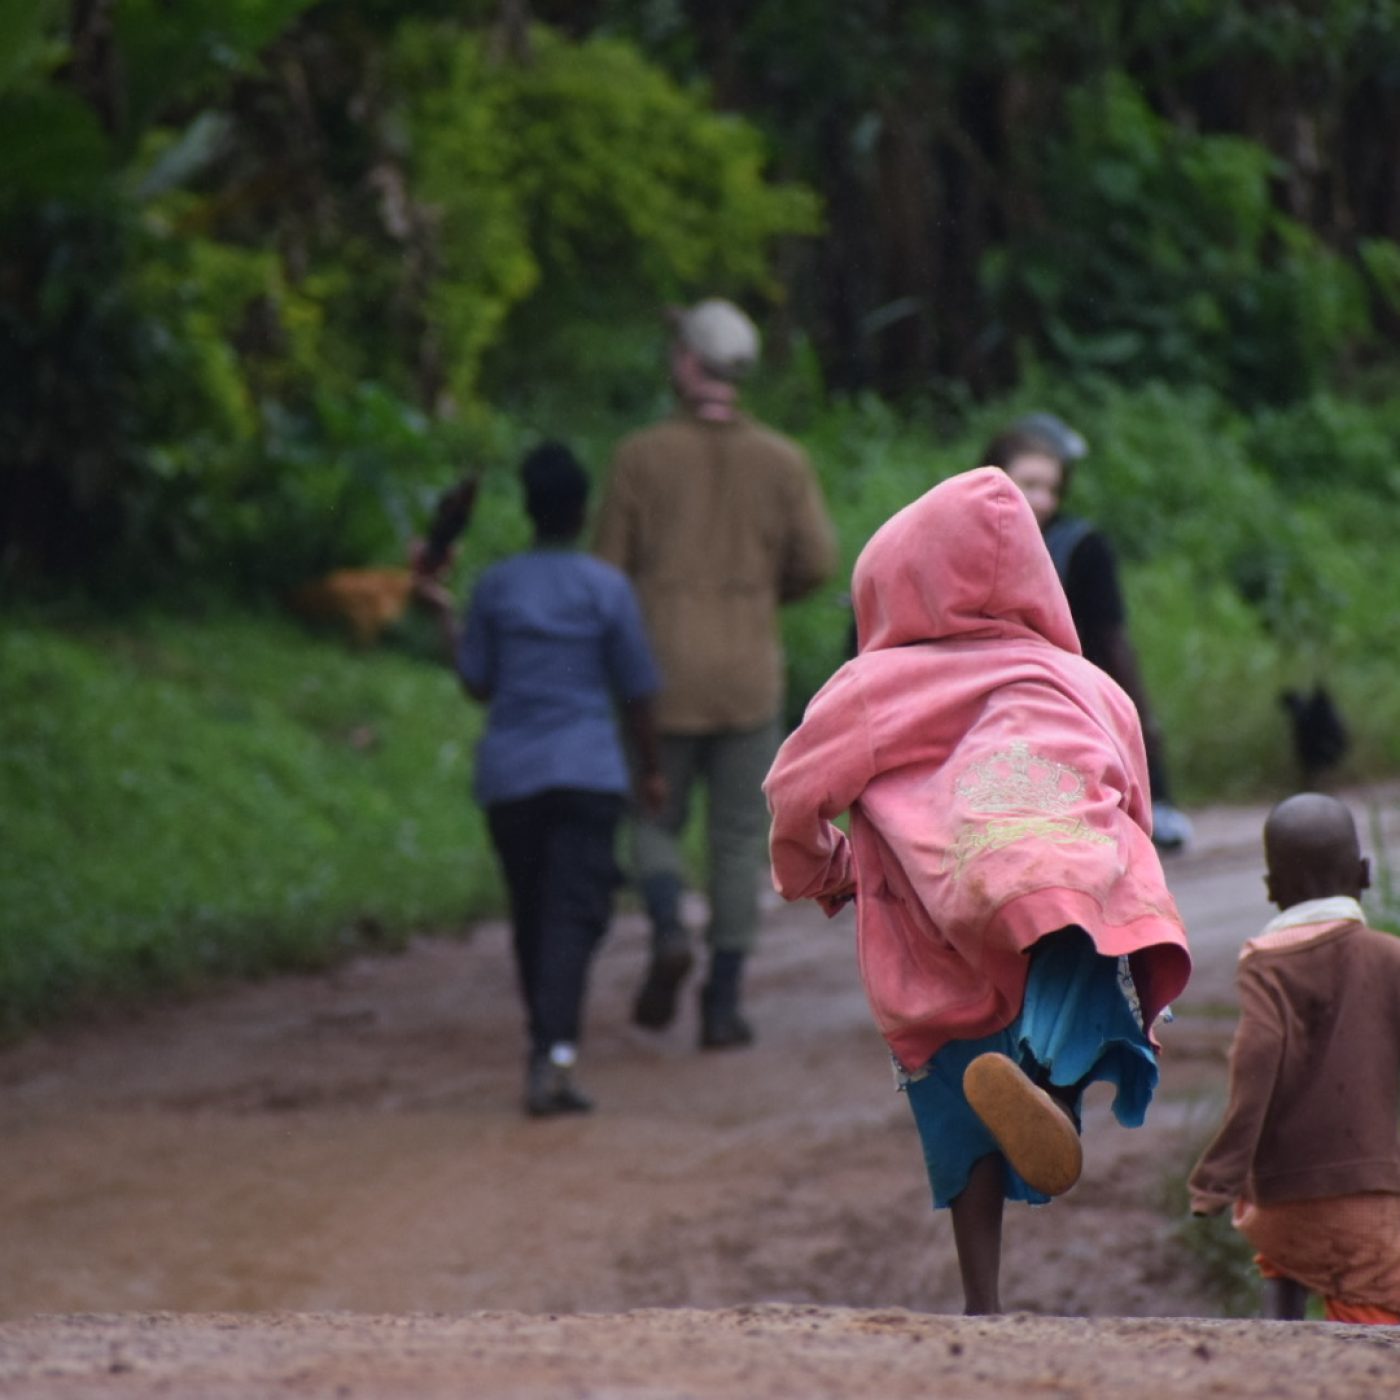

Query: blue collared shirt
left=457, top=548, right=660, bottom=805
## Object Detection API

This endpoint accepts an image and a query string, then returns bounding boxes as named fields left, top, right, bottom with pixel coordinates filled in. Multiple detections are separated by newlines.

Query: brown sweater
left=594, top=410, right=837, bottom=733
left=1189, top=917, right=1400, bottom=1212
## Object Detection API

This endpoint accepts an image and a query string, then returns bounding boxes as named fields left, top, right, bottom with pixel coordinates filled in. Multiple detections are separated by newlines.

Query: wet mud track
left=2, top=793, right=1397, bottom=1394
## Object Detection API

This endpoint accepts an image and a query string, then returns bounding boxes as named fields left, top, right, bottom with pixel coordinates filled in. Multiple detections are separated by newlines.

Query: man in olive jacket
left=595, top=299, right=838, bottom=1048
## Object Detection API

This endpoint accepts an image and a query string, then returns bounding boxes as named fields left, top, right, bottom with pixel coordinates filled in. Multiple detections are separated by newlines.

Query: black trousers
left=486, top=789, right=624, bottom=1055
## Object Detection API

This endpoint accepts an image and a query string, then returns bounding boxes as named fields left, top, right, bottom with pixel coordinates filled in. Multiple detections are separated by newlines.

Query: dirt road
left=2, top=792, right=1397, bottom=1395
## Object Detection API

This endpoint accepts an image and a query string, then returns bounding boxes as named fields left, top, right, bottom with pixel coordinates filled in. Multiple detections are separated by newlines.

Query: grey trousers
left=632, top=721, right=780, bottom=955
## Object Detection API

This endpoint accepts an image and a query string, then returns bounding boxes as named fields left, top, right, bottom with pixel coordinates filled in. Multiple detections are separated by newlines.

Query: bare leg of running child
left=950, top=1087, right=1082, bottom=1315
left=952, top=1062, right=1089, bottom=1314
left=950, top=1153, right=1005, bottom=1314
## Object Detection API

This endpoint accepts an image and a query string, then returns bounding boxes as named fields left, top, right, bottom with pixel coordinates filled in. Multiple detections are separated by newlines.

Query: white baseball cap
left=670, top=299, right=761, bottom=381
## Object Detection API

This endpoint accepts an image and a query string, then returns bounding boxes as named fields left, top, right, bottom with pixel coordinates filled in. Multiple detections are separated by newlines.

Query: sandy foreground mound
left=3, top=1304, right=1398, bottom=1399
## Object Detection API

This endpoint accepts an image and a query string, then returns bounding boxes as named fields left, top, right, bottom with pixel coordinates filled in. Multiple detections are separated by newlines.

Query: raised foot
left=963, top=1052, right=1082, bottom=1197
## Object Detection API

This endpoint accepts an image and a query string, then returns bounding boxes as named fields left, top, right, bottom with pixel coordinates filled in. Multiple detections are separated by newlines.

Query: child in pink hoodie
left=763, top=467, right=1191, bottom=1313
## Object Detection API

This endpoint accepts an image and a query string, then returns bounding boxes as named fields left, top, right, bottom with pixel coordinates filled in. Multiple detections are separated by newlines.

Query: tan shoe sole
left=963, top=1052, right=1083, bottom=1197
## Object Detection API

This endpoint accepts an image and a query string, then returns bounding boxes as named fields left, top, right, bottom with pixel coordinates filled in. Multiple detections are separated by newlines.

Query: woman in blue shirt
left=425, top=443, right=664, bottom=1116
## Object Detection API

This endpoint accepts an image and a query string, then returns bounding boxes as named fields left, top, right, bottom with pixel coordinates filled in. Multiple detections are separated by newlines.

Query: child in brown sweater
left=1189, top=793, right=1400, bottom=1323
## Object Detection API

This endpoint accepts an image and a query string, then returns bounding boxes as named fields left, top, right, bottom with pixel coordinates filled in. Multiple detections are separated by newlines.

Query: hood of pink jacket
left=852, top=467, right=1080, bottom=657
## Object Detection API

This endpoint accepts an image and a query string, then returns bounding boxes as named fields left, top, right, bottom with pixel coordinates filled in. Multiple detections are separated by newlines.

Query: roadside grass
left=0, top=608, right=497, bottom=1037
left=1160, top=1108, right=1261, bottom=1319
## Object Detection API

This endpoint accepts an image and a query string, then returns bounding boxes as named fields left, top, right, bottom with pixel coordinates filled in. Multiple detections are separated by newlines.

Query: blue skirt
left=904, top=927, right=1157, bottom=1209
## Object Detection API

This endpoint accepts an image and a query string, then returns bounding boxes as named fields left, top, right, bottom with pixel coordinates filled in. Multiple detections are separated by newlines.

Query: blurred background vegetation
left=5, top=0, right=1400, bottom=1029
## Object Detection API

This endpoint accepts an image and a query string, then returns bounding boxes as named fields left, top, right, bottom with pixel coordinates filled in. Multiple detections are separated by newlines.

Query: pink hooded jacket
left=763, top=468, right=1191, bottom=1071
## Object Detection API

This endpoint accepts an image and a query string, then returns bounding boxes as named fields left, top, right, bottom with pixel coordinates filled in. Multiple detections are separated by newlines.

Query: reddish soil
left=2, top=792, right=1397, bottom=1396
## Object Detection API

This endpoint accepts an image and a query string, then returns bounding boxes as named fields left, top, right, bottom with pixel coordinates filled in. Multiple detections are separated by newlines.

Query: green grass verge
left=1159, top=1110, right=1262, bottom=1318
left=0, top=609, right=498, bottom=1036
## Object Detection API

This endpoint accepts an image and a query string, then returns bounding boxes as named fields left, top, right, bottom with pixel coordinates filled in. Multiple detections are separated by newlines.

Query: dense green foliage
left=593, top=0, right=1400, bottom=395
left=395, top=23, right=817, bottom=408
left=1, top=2, right=813, bottom=593
left=8, top=2, right=1400, bottom=595
left=985, top=72, right=1386, bottom=399
left=0, top=610, right=494, bottom=1036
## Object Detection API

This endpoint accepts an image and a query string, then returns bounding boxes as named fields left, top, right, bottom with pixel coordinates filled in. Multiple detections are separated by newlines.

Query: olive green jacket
left=594, top=411, right=837, bottom=733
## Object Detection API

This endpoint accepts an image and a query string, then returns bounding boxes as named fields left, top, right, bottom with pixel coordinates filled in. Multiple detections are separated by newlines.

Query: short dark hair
left=979, top=426, right=1064, bottom=471
left=521, top=441, right=589, bottom=539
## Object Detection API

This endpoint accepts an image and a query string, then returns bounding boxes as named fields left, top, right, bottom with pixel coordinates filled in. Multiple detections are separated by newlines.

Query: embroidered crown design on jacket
left=954, top=740, right=1084, bottom=812
left=945, top=740, right=1112, bottom=878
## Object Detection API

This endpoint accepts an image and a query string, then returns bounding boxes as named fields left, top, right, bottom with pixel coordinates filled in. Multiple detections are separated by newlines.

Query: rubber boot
left=632, top=873, right=693, bottom=1030
left=699, top=949, right=754, bottom=1050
